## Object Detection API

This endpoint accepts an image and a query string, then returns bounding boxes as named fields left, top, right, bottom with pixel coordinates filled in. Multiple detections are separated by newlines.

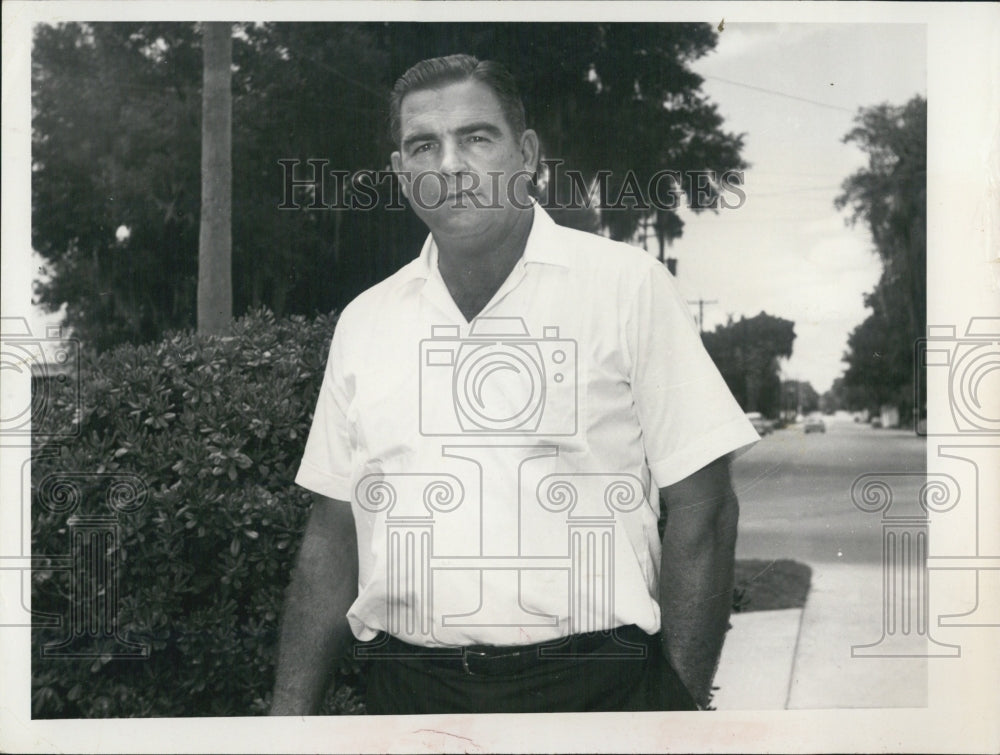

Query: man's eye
left=466, top=135, right=487, bottom=144
left=413, top=143, right=436, bottom=154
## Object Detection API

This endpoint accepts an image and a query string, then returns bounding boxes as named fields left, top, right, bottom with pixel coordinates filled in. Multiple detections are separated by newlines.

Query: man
left=270, top=54, right=758, bottom=715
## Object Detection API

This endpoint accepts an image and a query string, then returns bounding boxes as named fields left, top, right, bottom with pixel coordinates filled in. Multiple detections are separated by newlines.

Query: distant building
left=879, top=404, right=901, bottom=429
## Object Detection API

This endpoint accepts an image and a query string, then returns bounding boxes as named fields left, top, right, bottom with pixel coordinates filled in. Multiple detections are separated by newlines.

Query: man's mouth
left=445, top=191, right=481, bottom=203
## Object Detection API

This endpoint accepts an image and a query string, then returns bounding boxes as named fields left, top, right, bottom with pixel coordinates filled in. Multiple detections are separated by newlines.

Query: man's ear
left=519, top=129, right=540, bottom=174
left=390, top=151, right=409, bottom=200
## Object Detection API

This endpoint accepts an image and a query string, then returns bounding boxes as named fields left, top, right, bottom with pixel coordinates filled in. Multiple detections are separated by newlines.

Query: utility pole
left=197, top=22, right=233, bottom=336
left=687, top=298, right=717, bottom=334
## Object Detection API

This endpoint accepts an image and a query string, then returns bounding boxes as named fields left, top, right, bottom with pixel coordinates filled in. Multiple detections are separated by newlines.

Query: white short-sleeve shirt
left=296, top=205, right=759, bottom=647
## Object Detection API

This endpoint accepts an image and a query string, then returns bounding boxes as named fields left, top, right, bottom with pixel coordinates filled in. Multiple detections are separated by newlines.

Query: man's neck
left=435, top=207, right=534, bottom=322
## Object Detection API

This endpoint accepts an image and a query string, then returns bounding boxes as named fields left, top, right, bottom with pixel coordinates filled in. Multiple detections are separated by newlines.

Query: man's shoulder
left=338, top=256, right=425, bottom=327
left=547, top=219, right=664, bottom=281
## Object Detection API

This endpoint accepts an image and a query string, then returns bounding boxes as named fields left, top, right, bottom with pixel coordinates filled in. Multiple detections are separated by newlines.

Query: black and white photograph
left=1, top=1, right=998, bottom=752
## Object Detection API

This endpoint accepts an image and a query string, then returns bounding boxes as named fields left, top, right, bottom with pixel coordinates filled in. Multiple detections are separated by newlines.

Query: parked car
left=746, top=412, right=774, bottom=436
left=803, top=416, right=826, bottom=434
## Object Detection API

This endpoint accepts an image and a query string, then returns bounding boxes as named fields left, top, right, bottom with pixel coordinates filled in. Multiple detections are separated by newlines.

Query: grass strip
left=733, top=558, right=812, bottom=612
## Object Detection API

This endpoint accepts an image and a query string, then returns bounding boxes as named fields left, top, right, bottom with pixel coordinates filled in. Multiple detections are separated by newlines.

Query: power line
left=750, top=185, right=843, bottom=198
left=703, top=75, right=856, bottom=114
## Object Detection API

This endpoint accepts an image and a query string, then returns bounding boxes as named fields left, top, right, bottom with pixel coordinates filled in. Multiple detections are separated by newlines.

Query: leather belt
left=371, top=625, right=651, bottom=677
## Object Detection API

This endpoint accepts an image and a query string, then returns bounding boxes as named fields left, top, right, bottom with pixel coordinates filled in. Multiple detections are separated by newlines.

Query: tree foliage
left=33, top=22, right=746, bottom=352
left=841, top=282, right=918, bottom=414
left=701, top=312, right=796, bottom=417
left=835, top=96, right=926, bottom=419
left=820, top=376, right=855, bottom=414
left=32, top=24, right=204, bottom=350
left=781, top=379, right=819, bottom=419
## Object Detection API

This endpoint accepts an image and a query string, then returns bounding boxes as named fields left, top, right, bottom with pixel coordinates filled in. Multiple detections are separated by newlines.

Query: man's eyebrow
left=401, top=131, right=438, bottom=151
left=401, top=122, right=505, bottom=151
left=454, top=122, right=504, bottom=138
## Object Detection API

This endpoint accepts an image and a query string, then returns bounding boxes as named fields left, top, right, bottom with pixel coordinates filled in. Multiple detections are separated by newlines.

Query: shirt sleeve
left=295, top=316, right=355, bottom=501
left=626, top=262, right=760, bottom=490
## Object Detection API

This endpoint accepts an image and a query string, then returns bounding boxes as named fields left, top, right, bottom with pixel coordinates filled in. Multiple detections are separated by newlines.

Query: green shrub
left=31, top=308, right=364, bottom=717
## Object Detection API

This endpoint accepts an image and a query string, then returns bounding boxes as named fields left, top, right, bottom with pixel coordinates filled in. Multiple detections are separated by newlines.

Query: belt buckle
left=461, top=648, right=486, bottom=676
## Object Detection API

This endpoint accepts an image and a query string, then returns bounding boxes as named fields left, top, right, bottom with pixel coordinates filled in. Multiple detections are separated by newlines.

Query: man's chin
left=427, top=217, right=490, bottom=239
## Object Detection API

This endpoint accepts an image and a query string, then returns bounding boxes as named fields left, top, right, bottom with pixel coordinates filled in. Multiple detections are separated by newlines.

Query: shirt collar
left=405, top=203, right=573, bottom=282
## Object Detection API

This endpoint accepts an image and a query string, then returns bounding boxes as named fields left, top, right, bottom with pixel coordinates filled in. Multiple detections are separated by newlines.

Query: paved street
left=732, top=416, right=925, bottom=565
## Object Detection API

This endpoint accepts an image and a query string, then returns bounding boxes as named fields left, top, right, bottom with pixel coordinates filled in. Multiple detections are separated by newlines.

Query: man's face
left=391, top=79, right=538, bottom=241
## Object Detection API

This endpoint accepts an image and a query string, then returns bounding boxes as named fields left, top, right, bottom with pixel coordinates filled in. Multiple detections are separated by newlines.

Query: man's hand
left=658, top=455, right=740, bottom=709
left=269, top=495, right=358, bottom=716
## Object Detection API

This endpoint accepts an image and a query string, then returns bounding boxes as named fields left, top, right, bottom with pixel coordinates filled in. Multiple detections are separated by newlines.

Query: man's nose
left=438, top=139, right=468, bottom=175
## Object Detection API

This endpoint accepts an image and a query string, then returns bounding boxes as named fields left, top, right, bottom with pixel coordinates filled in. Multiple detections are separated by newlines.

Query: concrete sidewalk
left=714, top=563, right=937, bottom=709
left=713, top=607, right=802, bottom=709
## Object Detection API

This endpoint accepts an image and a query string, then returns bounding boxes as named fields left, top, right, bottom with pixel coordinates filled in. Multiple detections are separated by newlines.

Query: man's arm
left=658, top=455, right=740, bottom=709
left=269, top=494, right=359, bottom=715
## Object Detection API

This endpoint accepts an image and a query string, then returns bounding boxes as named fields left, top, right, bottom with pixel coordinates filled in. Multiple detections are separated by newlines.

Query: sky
left=22, top=22, right=927, bottom=396
left=665, top=23, right=927, bottom=393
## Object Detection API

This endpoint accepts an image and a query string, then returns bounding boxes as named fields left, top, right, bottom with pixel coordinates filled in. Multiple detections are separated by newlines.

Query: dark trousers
left=361, top=626, right=697, bottom=715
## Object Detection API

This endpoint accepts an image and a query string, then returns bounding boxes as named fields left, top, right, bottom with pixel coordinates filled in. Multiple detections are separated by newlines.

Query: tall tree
left=197, top=22, right=233, bottom=335
left=840, top=277, right=916, bottom=415
left=835, top=96, right=926, bottom=420
left=820, top=376, right=849, bottom=414
left=32, top=23, right=202, bottom=351
left=701, top=312, right=796, bottom=417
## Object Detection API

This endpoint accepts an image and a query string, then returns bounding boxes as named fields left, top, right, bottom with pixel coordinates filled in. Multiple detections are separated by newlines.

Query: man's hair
left=389, top=54, right=527, bottom=147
